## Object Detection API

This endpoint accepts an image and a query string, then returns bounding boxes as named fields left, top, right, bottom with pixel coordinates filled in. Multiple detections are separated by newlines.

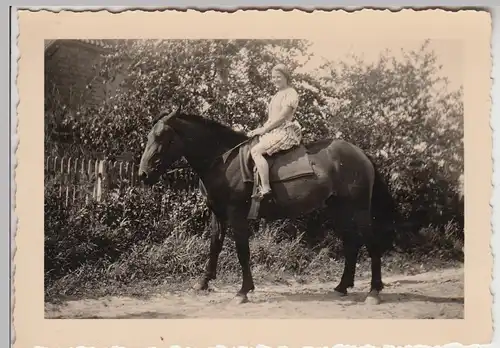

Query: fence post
left=45, top=155, right=155, bottom=206
left=59, top=157, right=65, bottom=198
left=72, top=158, right=78, bottom=204
left=85, top=159, right=92, bottom=204
left=96, top=160, right=105, bottom=202
left=65, top=157, right=72, bottom=207
left=45, top=156, right=51, bottom=175
left=131, top=162, right=136, bottom=187
left=118, top=162, right=124, bottom=191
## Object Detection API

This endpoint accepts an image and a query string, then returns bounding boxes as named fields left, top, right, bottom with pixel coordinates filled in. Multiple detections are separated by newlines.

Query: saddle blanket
left=235, top=138, right=315, bottom=183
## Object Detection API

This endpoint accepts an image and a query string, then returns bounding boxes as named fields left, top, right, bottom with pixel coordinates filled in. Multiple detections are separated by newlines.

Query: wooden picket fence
left=44, top=156, right=199, bottom=207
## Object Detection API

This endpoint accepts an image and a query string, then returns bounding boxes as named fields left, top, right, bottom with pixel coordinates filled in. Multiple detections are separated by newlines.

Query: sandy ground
left=45, top=266, right=464, bottom=319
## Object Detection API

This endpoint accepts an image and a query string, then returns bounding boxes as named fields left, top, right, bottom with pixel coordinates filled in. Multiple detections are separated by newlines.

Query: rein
left=204, top=137, right=253, bottom=171
left=163, top=136, right=252, bottom=176
left=169, top=118, right=253, bottom=173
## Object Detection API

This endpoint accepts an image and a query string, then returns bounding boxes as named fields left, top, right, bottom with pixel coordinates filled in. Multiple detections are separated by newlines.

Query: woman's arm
left=263, top=88, right=299, bottom=133
left=248, top=88, right=299, bottom=137
left=262, top=106, right=294, bottom=133
left=248, top=109, right=291, bottom=137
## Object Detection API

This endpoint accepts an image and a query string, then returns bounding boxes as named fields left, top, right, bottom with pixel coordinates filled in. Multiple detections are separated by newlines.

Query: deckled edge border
left=10, top=5, right=498, bottom=348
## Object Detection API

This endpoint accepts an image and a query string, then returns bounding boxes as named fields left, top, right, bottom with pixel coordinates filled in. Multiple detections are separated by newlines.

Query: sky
left=296, top=38, right=463, bottom=92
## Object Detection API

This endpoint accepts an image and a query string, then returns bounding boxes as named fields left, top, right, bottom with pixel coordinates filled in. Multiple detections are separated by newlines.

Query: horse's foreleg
left=193, top=212, right=227, bottom=291
left=228, top=209, right=255, bottom=304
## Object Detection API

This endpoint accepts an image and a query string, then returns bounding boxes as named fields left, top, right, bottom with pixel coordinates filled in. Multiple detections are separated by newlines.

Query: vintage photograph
left=43, top=37, right=465, bottom=319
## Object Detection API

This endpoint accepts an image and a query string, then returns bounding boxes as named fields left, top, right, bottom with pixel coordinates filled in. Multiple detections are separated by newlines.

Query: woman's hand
left=247, top=127, right=266, bottom=137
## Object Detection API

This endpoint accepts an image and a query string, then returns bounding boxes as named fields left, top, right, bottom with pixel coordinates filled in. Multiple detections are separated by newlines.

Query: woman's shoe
left=251, top=187, right=272, bottom=200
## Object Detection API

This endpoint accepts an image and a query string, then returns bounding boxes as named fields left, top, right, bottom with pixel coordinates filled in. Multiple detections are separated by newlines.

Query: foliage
left=45, top=179, right=463, bottom=300
left=44, top=178, right=207, bottom=289
left=318, top=41, right=464, bottom=232
left=45, top=39, right=320, bottom=162
left=45, top=39, right=463, bottom=225
left=44, top=39, right=465, bottom=298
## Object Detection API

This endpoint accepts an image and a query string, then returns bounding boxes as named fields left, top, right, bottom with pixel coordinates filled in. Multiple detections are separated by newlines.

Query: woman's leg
left=250, top=143, right=271, bottom=195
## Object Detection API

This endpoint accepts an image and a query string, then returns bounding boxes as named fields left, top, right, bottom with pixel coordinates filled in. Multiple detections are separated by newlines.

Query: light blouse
left=267, top=87, right=300, bottom=122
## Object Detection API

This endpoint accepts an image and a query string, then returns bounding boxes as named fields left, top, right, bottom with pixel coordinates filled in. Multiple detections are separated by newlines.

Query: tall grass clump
left=45, top=178, right=463, bottom=301
left=44, top=180, right=339, bottom=299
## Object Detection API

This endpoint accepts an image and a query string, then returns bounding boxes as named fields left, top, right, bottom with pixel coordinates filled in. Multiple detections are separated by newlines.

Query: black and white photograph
left=9, top=13, right=489, bottom=347
left=10, top=7, right=494, bottom=347
left=43, top=35, right=467, bottom=320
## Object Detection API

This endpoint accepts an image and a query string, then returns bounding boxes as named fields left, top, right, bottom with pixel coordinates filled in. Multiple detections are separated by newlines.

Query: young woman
left=247, top=63, right=302, bottom=199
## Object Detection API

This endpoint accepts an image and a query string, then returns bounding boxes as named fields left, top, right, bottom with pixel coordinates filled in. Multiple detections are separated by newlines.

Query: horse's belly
left=271, top=170, right=333, bottom=216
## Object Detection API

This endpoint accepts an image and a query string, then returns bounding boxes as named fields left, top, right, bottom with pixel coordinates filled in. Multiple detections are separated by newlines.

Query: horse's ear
left=173, top=103, right=181, bottom=116
left=162, top=104, right=182, bottom=123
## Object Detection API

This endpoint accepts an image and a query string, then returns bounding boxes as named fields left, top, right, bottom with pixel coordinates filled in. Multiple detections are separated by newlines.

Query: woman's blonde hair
left=272, top=63, right=292, bottom=83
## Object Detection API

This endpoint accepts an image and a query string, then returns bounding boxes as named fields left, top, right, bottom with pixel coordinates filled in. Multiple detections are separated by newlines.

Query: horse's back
left=304, top=138, right=369, bottom=168
left=304, top=138, right=375, bottom=195
left=220, top=137, right=376, bottom=217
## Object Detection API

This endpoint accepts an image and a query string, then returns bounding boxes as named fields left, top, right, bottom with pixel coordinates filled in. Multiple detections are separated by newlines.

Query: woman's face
left=271, top=69, right=288, bottom=89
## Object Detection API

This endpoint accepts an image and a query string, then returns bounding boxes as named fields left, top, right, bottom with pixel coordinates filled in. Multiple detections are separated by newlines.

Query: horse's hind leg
left=342, top=198, right=383, bottom=305
left=228, top=208, right=255, bottom=304
left=330, top=203, right=364, bottom=296
left=193, top=212, right=227, bottom=291
left=364, top=224, right=385, bottom=305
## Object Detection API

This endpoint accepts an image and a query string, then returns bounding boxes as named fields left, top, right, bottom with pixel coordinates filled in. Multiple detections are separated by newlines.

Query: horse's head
left=138, top=106, right=183, bottom=186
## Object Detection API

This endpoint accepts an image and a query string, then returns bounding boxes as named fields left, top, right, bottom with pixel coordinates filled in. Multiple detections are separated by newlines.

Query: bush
left=44, top=39, right=465, bottom=299
left=44, top=178, right=210, bottom=294
left=45, top=40, right=463, bottom=228
left=45, top=179, right=463, bottom=300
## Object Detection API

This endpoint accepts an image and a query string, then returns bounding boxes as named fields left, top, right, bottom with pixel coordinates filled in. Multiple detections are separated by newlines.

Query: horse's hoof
left=192, top=281, right=209, bottom=292
left=332, top=290, right=347, bottom=298
left=365, top=291, right=381, bottom=305
left=231, top=294, right=249, bottom=305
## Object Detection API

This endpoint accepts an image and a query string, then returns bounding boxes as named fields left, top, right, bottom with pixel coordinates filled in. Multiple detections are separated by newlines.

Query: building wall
left=44, top=40, right=128, bottom=113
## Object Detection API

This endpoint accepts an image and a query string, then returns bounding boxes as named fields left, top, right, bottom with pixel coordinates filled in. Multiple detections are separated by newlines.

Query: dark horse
left=138, top=107, right=399, bottom=305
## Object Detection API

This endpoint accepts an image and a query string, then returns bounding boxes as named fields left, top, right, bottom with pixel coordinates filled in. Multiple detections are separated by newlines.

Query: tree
left=45, top=39, right=464, bottom=233
left=318, top=40, right=464, bottom=230
left=51, top=39, right=333, bottom=162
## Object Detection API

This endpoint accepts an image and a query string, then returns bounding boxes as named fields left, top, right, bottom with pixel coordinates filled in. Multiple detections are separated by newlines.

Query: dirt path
left=45, top=267, right=464, bottom=319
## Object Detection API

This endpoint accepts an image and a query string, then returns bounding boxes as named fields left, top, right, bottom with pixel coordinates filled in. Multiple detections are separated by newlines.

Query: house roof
left=44, top=40, right=57, bottom=50
left=44, top=39, right=118, bottom=51
left=78, top=39, right=118, bottom=49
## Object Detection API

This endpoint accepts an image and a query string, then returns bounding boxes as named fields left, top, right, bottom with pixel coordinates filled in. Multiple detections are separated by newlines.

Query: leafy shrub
left=44, top=39, right=465, bottom=299
left=45, top=179, right=463, bottom=300
left=44, top=178, right=209, bottom=289
left=45, top=39, right=463, bottom=229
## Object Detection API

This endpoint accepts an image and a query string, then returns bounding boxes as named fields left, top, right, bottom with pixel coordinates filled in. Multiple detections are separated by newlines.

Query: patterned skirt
left=258, top=120, right=302, bottom=156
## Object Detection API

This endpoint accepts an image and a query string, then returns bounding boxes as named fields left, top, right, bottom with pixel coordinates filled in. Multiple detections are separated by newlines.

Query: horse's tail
left=368, top=157, right=402, bottom=254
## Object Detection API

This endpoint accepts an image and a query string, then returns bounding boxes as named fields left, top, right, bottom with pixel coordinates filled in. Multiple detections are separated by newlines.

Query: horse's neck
left=176, top=120, right=244, bottom=177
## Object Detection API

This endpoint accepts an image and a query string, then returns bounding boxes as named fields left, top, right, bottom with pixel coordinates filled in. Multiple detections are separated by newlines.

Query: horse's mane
left=151, top=109, right=249, bottom=149
left=176, top=113, right=249, bottom=145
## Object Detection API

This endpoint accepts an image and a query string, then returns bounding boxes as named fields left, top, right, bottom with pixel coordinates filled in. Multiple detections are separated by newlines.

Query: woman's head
left=271, top=63, right=291, bottom=89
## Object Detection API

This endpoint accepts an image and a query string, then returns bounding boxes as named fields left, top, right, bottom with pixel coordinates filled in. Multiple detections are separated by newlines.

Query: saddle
left=225, top=137, right=316, bottom=219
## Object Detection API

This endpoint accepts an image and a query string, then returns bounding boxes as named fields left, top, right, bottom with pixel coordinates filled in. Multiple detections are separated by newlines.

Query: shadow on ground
left=47, top=311, right=188, bottom=319
left=252, top=291, right=463, bottom=305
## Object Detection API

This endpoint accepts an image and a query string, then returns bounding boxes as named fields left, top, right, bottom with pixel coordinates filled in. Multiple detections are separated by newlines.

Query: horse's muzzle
left=139, top=171, right=151, bottom=185
left=139, top=170, right=158, bottom=186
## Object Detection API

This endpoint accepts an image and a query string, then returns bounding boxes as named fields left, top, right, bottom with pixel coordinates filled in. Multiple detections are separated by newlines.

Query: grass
left=44, top=182, right=464, bottom=303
